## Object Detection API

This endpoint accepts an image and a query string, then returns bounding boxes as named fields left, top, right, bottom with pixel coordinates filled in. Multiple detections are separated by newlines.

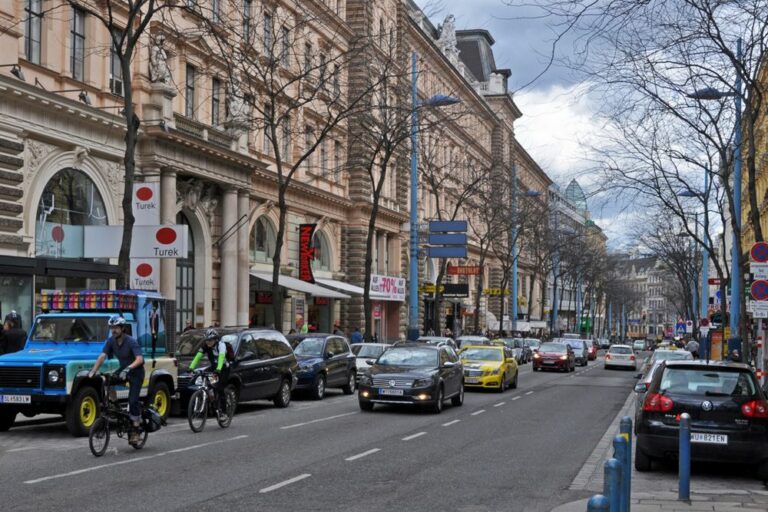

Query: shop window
left=251, top=216, right=276, bottom=264
left=311, top=231, right=331, bottom=271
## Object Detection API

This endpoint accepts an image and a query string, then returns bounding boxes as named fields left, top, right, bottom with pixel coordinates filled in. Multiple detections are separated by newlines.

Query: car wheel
left=273, top=378, right=292, bottom=408
left=359, top=400, right=374, bottom=412
left=66, top=386, right=100, bottom=437
left=498, top=374, right=506, bottom=393
left=430, top=386, right=444, bottom=414
left=451, top=383, right=464, bottom=406
left=0, top=408, right=16, bottom=432
left=635, top=447, right=653, bottom=472
left=341, top=372, right=356, bottom=395
left=311, top=374, right=326, bottom=400
left=510, top=371, right=518, bottom=389
left=147, top=381, right=171, bottom=420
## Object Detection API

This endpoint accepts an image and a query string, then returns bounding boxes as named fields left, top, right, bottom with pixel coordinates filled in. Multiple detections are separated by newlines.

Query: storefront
left=370, top=274, right=405, bottom=342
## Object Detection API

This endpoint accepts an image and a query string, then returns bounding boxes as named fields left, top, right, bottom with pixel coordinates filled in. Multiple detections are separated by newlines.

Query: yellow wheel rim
left=80, top=396, right=97, bottom=427
left=153, top=389, right=168, bottom=417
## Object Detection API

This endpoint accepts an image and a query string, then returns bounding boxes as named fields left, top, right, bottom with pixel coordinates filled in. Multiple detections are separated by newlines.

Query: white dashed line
left=402, top=432, right=427, bottom=441
left=493, top=402, right=505, bottom=407
left=259, top=473, right=312, bottom=493
left=525, top=391, right=534, bottom=395
left=512, top=396, right=521, bottom=401
left=280, top=412, right=356, bottom=430
left=442, top=419, right=461, bottom=427
left=345, top=448, right=380, bottom=461
left=471, top=409, right=486, bottom=416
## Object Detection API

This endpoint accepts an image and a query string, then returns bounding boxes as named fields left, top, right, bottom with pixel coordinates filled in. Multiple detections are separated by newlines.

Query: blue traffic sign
left=428, top=233, right=467, bottom=246
left=429, top=220, right=467, bottom=233
left=427, top=246, right=468, bottom=258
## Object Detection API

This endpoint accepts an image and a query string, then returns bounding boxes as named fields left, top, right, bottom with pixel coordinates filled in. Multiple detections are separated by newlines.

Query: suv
left=292, top=334, right=357, bottom=399
left=177, top=328, right=298, bottom=410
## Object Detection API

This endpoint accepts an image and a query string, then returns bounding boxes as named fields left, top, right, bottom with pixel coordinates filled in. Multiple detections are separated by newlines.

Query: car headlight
left=560, top=355, right=568, bottom=360
left=413, top=378, right=432, bottom=387
left=47, top=369, right=60, bottom=384
left=489, top=368, right=501, bottom=375
left=44, top=366, right=65, bottom=386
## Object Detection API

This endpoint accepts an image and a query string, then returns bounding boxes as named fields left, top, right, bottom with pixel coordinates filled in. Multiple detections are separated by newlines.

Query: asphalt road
left=0, top=356, right=638, bottom=512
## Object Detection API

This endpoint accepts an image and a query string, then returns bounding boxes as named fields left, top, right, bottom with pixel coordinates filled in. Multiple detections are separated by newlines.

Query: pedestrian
left=333, top=322, right=343, bottom=335
left=300, top=321, right=309, bottom=334
left=351, top=327, right=363, bottom=344
left=685, top=338, right=700, bottom=359
left=183, top=319, right=194, bottom=332
left=0, top=311, right=26, bottom=355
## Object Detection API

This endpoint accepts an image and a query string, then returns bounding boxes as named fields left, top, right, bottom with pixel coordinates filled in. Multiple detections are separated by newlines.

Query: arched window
left=250, top=216, right=276, bottom=264
left=311, top=231, right=331, bottom=271
left=35, top=168, right=107, bottom=258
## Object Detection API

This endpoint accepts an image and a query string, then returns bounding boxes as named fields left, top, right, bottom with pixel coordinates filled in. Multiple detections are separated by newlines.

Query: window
left=238, top=334, right=257, bottom=360
left=280, top=116, right=291, bottom=160
left=280, top=27, right=290, bottom=67
left=243, top=0, right=252, bottom=42
left=304, top=125, right=314, bottom=169
left=318, top=53, right=327, bottom=86
left=333, top=140, right=342, bottom=175
left=211, top=78, right=221, bottom=126
left=109, top=36, right=123, bottom=95
left=185, top=65, right=196, bottom=117
left=212, top=0, right=220, bottom=23
left=379, top=18, right=385, bottom=47
left=263, top=13, right=272, bottom=55
left=332, top=65, right=340, bottom=96
left=70, top=7, right=86, bottom=81
left=304, top=43, right=312, bottom=73
left=250, top=216, right=276, bottom=264
left=25, top=0, right=42, bottom=64
left=311, top=232, right=331, bottom=271
left=263, top=103, right=273, bottom=154
left=319, top=139, right=327, bottom=175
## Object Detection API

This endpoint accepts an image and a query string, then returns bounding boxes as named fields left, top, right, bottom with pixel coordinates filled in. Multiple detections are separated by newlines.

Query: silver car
left=605, top=344, right=636, bottom=370
left=351, top=343, right=391, bottom=382
left=558, top=338, right=589, bottom=366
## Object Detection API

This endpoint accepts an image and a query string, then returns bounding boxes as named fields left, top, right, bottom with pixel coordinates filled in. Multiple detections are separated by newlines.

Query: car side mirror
left=634, top=383, right=647, bottom=393
left=238, top=351, right=254, bottom=361
left=442, top=361, right=456, bottom=368
left=325, top=351, right=334, bottom=359
left=365, top=359, right=376, bottom=366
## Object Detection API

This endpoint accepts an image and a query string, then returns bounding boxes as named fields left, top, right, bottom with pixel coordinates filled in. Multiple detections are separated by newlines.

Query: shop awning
left=250, top=272, right=350, bottom=299
left=315, top=278, right=364, bottom=296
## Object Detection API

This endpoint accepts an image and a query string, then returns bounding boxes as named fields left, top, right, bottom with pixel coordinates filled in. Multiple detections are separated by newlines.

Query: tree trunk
left=473, top=257, right=485, bottom=334
left=363, top=199, right=381, bottom=342
left=116, top=54, right=137, bottom=289
left=527, top=271, right=537, bottom=323
left=271, top=189, right=288, bottom=331
left=434, top=261, right=447, bottom=336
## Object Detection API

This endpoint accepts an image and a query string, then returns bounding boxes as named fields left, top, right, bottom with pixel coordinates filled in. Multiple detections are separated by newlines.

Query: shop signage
left=315, top=297, right=330, bottom=306
left=130, top=225, right=189, bottom=258
left=443, top=283, right=469, bottom=298
left=132, top=183, right=160, bottom=226
left=255, top=292, right=273, bottom=304
left=298, top=224, right=316, bottom=284
left=131, top=183, right=160, bottom=291
left=484, top=288, right=510, bottom=296
left=373, top=303, right=382, bottom=319
left=36, top=224, right=84, bottom=258
left=370, top=274, right=406, bottom=301
left=419, top=283, right=444, bottom=294
left=447, top=264, right=481, bottom=276
left=130, top=259, right=158, bottom=291
left=293, top=297, right=305, bottom=329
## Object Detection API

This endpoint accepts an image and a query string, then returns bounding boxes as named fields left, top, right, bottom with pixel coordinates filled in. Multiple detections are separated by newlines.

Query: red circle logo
left=51, top=226, right=65, bottom=243
left=156, top=227, right=177, bottom=245
left=136, top=186, right=153, bottom=201
left=136, top=263, right=153, bottom=277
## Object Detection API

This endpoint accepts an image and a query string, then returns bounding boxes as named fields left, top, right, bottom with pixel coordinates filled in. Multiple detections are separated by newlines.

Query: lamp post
left=510, top=164, right=541, bottom=333
left=407, top=51, right=460, bottom=341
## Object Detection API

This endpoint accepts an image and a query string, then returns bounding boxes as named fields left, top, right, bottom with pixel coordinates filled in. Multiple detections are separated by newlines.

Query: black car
left=635, top=360, right=768, bottom=479
left=292, top=334, right=357, bottom=399
left=176, top=328, right=298, bottom=410
left=358, top=343, right=464, bottom=413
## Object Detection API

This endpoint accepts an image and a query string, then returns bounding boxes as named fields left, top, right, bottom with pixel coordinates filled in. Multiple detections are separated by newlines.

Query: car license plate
left=542, top=361, right=555, bottom=365
left=0, top=394, right=31, bottom=404
left=691, top=433, right=728, bottom=445
left=465, top=377, right=480, bottom=384
left=379, top=388, right=404, bottom=396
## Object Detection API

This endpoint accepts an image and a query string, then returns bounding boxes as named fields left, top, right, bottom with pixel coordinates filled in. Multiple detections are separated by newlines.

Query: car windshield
left=539, top=343, right=567, bottom=353
left=565, top=340, right=584, bottom=349
left=30, top=316, right=110, bottom=342
left=352, top=345, right=386, bottom=358
left=294, top=338, right=326, bottom=356
left=377, top=348, right=438, bottom=367
left=652, top=350, right=692, bottom=362
left=176, top=332, right=237, bottom=356
left=660, top=368, right=757, bottom=397
left=609, top=346, right=633, bottom=354
left=526, top=339, right=540, bottom=348
left=460, top=348, right=503, bottom=361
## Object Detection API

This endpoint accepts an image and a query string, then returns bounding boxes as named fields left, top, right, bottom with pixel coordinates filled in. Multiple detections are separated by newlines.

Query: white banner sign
left=130, top=225, right=189, bottom=258
left=370, top=274, right=406, bottom=302
left=130, top=259, right=159, bottom=290
left=132, top=183, right=160, bottom=226
left=36, top=224, right=84, bottom=258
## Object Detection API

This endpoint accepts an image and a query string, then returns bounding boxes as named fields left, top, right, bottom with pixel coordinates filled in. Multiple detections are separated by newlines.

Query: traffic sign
left=427, top=246, right=468, bottom=258
left=429, top=220, right=468, bottom=233
left=752, top=242, right=768, bottom=263
left=752, top=262, right=768, bottom=279
left=708, top=278, right=721, bottom=286
left=752, top=280, right=768, bottom=301
left=700, top=318, right=709, bottom=327
left=428, top=233, right=467, bottom=246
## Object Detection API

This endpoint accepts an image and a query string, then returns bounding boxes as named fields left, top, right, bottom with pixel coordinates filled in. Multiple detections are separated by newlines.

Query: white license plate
left=379, top=388, right=404, bottom=396
left=0, top=394, right=31, bottom=404
left=465, top=377, right=480, bottom=384
left=691, top=433, right=728, bottom=445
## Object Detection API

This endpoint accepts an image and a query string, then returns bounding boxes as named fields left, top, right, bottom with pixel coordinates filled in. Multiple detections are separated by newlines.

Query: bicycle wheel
left=216, top=388, right=236, bottom=429
left=187, top=389, right=207, bottom=433
left=89, top=417, right=110, bottom=457
left=131, top=426, right=149, bottom=450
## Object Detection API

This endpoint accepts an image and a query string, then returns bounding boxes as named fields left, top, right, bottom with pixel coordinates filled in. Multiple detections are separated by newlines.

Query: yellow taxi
left=459, top=344, right=518, bottom=391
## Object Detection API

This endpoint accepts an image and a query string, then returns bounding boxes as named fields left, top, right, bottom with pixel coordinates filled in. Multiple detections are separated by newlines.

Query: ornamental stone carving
left=149, top=34, right=172, bottom=85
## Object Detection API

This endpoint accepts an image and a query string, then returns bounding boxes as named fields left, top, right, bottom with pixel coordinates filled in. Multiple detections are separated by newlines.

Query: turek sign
left=130, top=259, right=158, bottom=290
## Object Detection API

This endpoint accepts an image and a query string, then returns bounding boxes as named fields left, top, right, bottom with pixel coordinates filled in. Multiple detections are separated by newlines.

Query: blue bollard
left=620, top=416, right=633, bottom=511
left=587, top=494, right=610, bottom=512
left=613, top=435, right=628, bottom=512
left=604, top=458, right=622, bottom=512
left=679, top=412, right=691, bottom=501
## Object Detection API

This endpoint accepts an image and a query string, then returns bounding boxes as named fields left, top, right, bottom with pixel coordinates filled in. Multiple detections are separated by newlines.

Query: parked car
left=176, top=328, right=298, bottom=410
left=455, top=335, right=490, bottom=350
left=559, top=338, right=589, bottom=366
left=604, top=344, right=637, bottom=371
left=460, top=345, right=518, bottom=391
left=532, top=342, right=575, bottom=372
left=292, top=334, right=357, bottom=399
left=633, top=339, right=647, bottom=352
left=635, top=360, right=768, bottom=479
left=502, top=338, right=532, bottom=364
left=358, top=344, right=464, bottom=413
left=417, top=336, right=458, bottom=351
left=637, top=348, right=693, bottom=378
left=587, top=340, right=598, bottom=361
left=633, top=360, right=665, bottom=416
left=351, top=343, right=391, bottom=383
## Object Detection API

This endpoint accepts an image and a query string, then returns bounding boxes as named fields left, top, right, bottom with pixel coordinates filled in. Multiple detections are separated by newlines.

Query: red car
left=587, top=341, right=598, bottom=361
left=533, top=342, right=575, bottom=372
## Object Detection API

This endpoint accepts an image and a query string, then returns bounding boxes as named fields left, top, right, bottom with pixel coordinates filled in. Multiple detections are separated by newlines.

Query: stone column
left=237, top=191, right=250, bottom=326
left=220, top=187, right=238, bottom=327
left=159, top=168, right=177, bottom=301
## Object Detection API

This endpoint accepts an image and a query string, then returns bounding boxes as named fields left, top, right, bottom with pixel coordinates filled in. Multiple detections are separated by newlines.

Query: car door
left=235, top=334, right=260, bottom=401
left=325, top=338, right=347, bottom=386
left=503, top=347, right=515, bottom=384
left=250, top=334, right=282, bottom=399
left=439, top=348, right=460, bottom=396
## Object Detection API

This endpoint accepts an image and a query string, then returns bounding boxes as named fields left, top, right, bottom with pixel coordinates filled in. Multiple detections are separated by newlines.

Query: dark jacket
left=0, top=328, right=27, bottom=355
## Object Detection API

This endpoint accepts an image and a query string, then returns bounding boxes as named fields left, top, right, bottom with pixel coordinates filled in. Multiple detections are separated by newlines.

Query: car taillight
left=741, top=400, right=768, bottom=418
left=630, top=355, right=635, bottom=361
left=605, top=354, right=611, bottom=360
left=643, top=393, right=674, bottom=412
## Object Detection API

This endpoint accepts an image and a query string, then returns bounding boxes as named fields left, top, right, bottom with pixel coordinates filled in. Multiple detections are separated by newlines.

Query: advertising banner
left=370, top=274, right=406, bottom=301
left=130, top=259, right=159, bottom=290
left=132, top=183, right=160, bottom=226
left=298, top=224, right=317, bottom=283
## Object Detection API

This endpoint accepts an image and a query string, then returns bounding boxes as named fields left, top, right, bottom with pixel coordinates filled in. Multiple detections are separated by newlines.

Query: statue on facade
left=226, top=77, right=250, bottom=128
left=437, top=14, right=460, bottom=63
left=149, top=34, right=172, bottom=85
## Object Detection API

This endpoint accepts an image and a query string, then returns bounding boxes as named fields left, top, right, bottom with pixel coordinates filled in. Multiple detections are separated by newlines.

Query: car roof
left=287, top=333, right=335, bottom=341
left=663, top=360, right=752, bottom=371
left=418, top=337, right=452, bottom=342
left=390, top=343, right=440, bottom=351
left=354, top=342, right=390, bottom=347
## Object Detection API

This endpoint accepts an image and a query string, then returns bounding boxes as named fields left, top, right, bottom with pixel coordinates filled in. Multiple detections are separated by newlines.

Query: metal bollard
left=679, top=412, right=691, bottom=501
left=613, top=435, right=628, bottom=512
left=620, top=416, right=633, bottom=512
left=604, top=458, right=622, bottom=512
left=587, top=494, right=610, bottom=512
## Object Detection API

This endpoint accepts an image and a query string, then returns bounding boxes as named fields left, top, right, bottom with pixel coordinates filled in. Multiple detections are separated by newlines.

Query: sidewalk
left=553, top=392, right=768, bottom=512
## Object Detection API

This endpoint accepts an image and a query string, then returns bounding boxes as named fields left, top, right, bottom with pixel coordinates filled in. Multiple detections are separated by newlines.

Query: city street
left=0, top=359, right=636, bottom=512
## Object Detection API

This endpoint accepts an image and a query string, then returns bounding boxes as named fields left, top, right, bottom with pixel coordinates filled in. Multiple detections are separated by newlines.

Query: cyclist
left=189, top=328, right=231, bottom=419
left=88, top=315, right=145, bottom=446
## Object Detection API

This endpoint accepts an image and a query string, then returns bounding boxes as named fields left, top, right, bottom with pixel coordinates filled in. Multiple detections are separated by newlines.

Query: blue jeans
left=127, top=367, right=145, bottom=424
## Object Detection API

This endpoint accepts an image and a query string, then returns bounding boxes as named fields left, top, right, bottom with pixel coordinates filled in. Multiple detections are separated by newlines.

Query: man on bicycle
left=88, top=315, right=145, bottom=445
left=189, top=328, right=231, bottom=419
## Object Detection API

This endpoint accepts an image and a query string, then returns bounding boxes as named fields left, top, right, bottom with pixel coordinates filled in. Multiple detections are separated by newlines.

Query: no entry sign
left=751, top=280, right=768, bottom=301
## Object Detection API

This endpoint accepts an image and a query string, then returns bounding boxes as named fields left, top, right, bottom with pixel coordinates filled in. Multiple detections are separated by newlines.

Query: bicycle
left=88, top=373, right=164, bottom=457
left=186, top=369, right=236, bottom=433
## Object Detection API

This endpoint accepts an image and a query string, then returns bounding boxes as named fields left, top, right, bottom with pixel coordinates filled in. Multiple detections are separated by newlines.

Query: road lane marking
left=259, top=473, right=312, bottom=493
left=24, top=435, right=248, bottom=484
left=493, top=402, right=505, bottom=407
left=471, top=409, right=486, bottom=416
left=512, top=396, right=521, bottom=401
left=442, top=420, right=461, bottom=427
left=280, top=412, right=356, bottom=430
left=345, top=448, right=380, bottom=461
left=402, top=432, right=427, bottom=441
left=525, top=391, right=534, bottom=395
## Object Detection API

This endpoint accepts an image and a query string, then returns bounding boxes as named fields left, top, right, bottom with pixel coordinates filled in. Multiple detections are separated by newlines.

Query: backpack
left=223, top=340, right=236, bottom=362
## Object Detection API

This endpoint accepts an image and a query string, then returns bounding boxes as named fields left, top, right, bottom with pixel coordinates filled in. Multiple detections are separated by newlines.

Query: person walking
left=350, top=327, right=363, bottom=344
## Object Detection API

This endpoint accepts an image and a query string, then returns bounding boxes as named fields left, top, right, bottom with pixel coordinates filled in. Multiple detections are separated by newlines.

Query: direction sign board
left=708, top=278, right=721, bottom=286
left=427, top=246, right=468, bottom=258
left=428, top=233, right=467, bottom=246
left=752, top=280, right=768, bottom=301
left=429, top=220, right=467, bottom=233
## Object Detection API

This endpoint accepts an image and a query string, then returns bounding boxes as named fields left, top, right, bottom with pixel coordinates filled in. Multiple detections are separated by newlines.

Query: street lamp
left=677, top=178, right=710, bottom=328
left=510, top=176, right=541, bottom=333
left=408, top=51, right=460, bottom=341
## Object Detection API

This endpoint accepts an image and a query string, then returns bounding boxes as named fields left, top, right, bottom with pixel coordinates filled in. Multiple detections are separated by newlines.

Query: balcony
left=173, top=114, right=236, bottom=150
